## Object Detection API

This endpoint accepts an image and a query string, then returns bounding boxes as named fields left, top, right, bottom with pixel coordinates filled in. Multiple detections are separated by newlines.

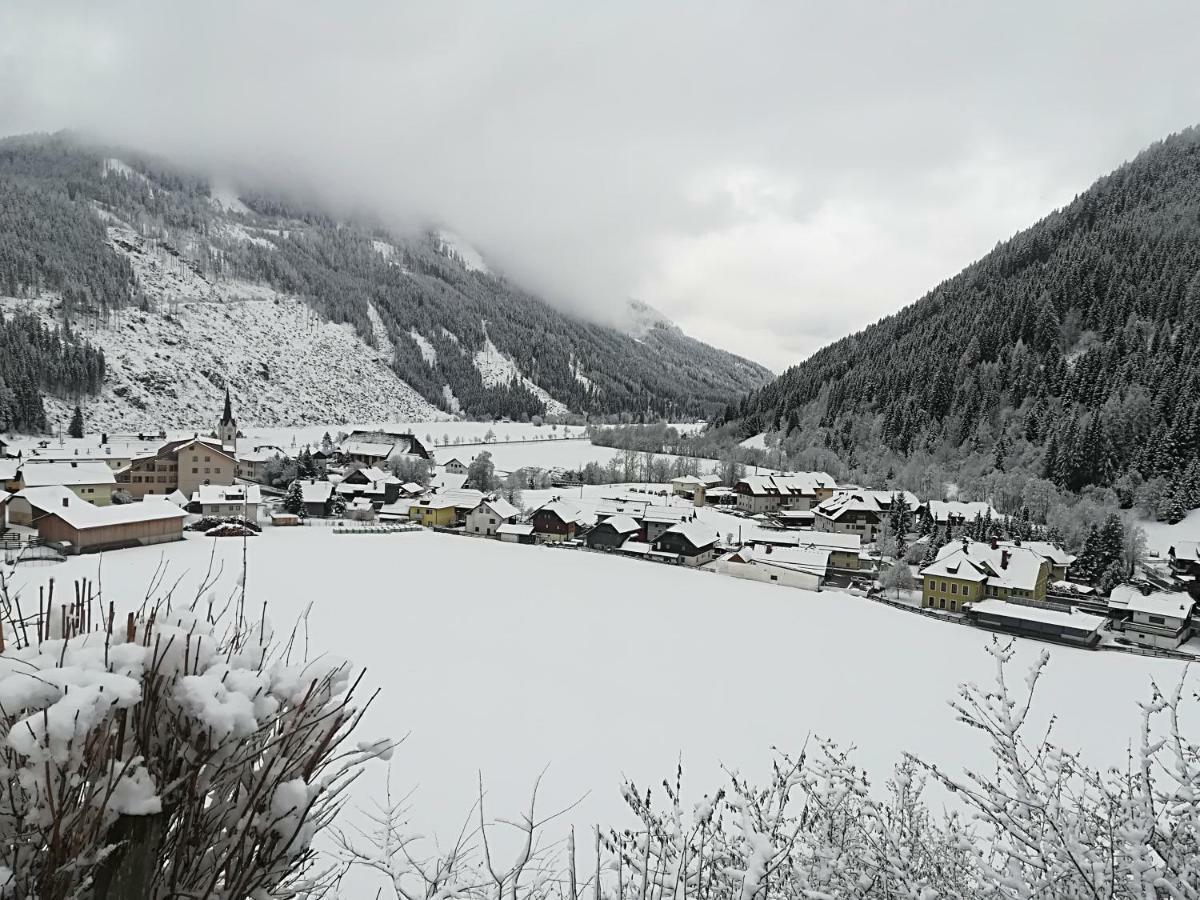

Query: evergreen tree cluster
left=721, top=126, right=1200, bottom=518
left=0, top=312, right=105, bottom=433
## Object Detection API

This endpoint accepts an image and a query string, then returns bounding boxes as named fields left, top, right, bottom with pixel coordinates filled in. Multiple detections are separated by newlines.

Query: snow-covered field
left=3, top=526, right=1181, bottom=896
left=1140, top=508, right=1200, bottom=557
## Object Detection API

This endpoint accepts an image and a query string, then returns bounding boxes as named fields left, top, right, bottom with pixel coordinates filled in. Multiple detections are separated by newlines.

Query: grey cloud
left=2, top=1, right=1199, bottom=370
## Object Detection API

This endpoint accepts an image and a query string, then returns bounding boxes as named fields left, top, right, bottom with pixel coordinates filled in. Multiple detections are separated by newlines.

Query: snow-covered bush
left=338, top=639, right=1200, bottom=899
left=0, top=572, right=390, bottom=898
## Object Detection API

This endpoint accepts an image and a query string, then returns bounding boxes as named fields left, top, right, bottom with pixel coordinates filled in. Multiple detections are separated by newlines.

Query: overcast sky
left=2, top=3, right=1199, bottom=372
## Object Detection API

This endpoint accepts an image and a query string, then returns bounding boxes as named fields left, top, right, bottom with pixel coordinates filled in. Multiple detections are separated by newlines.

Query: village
left=1, top=393, right=1198, bottom=661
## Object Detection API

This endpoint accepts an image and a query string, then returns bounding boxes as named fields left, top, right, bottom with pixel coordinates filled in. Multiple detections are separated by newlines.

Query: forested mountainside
left=717, top=126, right=1200, bottom=521
left=0, top=313, right=105, bottom=433
left=0, top=132, right=769, bottom=430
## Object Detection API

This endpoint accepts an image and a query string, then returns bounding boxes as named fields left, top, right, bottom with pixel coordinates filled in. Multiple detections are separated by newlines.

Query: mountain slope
left=721, top=126, right=1200, bottom=518
left=0, top=133, right=771, bottom=429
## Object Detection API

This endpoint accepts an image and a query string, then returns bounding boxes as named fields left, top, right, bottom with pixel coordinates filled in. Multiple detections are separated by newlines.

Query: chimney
left=765, top=543, right=773, bottom=554
left=1001, top=550, right=1010, bottom=570
left=62, top=497, right=69, bottom=508
left=962, top=538, right=969, bottom=553
left=70, top=461, right=77, bottom=468
left=990, top=536, right=998, bottom=550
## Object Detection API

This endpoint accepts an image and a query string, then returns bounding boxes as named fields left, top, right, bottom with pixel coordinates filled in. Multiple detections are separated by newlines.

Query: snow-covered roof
left=497, top=523, right=535, bottom=536
left=967, top=598, right=1104, bottom=632
left=341, top=440, right=393, bottom=458
left=659, top=520, right=720, bottom=551
left=731, top=544, right=832, bottom=574
left=622, top=540, right=652, bottom=554
left=1000, top=540, right=1075, bottom=567
left=431, top=472, right=468, bottom=492
left=598, top=514, right=640, bottom=534
left=439, top=488, right=486, bottom=509
left=641, top=507, right=691, bottom=524
left=534, top=498, right=589, bottom=525
left=475, top=497, right=519, bottom=520
left=20, top=461, right=117, bottom=488
left=401, top=481, right=426, bottom=494
left=413, top=497, right=459, bottom=511
left=236, top=449, right=277, bottom=463
left=0, top=460, right=18, bottom=481
left=815, top=489, right=920, bottom=521
left=192, top=484, right=261, bottom=505
left=671, top=474, right=722, bottom=487
left=738, top=472, right=837, bottom=497
left=748, top=531, right=862, bottom=552
left=927, top=500, right=1000, bottom=523
left=17, top=488, right=185, bottom=530
left=298, top=480, right=335, bottom=503
left=921, top=540, right=1046, bottom=591
left=1108, top=585, right=1195, bottom=620
left=1172, top=542, right=1200, bottom=564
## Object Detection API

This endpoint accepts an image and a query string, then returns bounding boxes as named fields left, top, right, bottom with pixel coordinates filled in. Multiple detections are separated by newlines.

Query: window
left=1149, top=615, right=1166, bottom=625
left=939, top=598, right=946, bottom=610
left=192, top=468, right=198, bottom=474
left=951, top=584, right=958, bottom=595
left=949, top=601, right=957, bottom=612
left=941, top=581, right=947, bottom=592
left=770, top=575, right=778, bottom=582
left=204, top=456, right=211, bottom=463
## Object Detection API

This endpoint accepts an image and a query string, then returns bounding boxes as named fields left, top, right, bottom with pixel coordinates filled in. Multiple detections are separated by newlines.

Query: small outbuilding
left=24, top=488, right=185, bottom=554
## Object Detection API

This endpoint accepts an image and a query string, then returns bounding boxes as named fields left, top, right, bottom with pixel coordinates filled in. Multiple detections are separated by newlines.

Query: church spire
left=221, top=388, right=235, bottom=426
left=218, top=388, right=237, bottom=453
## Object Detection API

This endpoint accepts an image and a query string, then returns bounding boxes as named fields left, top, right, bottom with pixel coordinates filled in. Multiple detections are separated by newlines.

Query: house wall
left=921, top=574, right=983, bottom=612
left=815, top=512, right=880, bottom=542
left=586, top=526, right=634, bottom=551
left=736, top=492, right=778, bottom=514
left=653, top=532, right=716, bottom=566
left=201, top=501, right=260, bottom=520
left=828, top=550, right=860, bottom=570
left=412, top=505, right=456, bottom=527
left=178, top=447, right=235, bottom=497
left=466, top=507, right=510, bottom=537
left=532, top=511, right=574, bottom=542
left=121, top=457, right=179, bottom=499
left=643, top=520, right=679, bottom=543
left=714, top=560, right=821, bottom=591
left=38, top=513, right=183, bottom=554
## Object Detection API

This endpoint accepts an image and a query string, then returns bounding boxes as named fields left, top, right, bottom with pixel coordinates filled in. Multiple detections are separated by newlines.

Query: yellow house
left=920, top=539, right=1050, bottom=613
left=410, top=497, right=458, bottom=527
left=19, top=461, right=116, bottom=507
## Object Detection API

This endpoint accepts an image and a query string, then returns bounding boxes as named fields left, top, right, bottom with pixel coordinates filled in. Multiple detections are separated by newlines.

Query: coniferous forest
left=718, top=126, right=1200, bottom=522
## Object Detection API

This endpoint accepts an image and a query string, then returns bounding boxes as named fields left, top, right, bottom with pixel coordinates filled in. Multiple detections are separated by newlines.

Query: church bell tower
left=218, top=389, right=237, bottom=453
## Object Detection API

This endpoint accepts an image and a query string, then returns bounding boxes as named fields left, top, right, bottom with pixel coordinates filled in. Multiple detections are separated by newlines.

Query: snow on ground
left=441, top=384, right=463, bottom=415
left=436, top=229, right=489, bottom=273
left=212, top=220, right=275, bottom=249
left=209, top=183, right=251, bottom=214
left=2, top=527, right=1182, bottom=895
left=1139, top=508, right=1200, bottom=557
left=740, top=432, right=768, bottom=450
left=102, top=158, right=151, bottom=188
left=473, top=335, right=570, bottom=417
left=408, top=329, right=437, bottom=366
left=365, top=301, right=396, bottom=363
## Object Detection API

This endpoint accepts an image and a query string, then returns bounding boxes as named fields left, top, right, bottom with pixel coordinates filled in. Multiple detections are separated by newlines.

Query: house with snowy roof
left=1108, top=584, right=1195, bottom=650
left=963, top=598, right=1105, bottom=648
left=650, top=519, right=720, bottom=566
left=813, top=489, right=921, bottom=543
left=14, top=486, right=185, bottom=554
left=339, top=430, right=431, bottom=466
left=1169, top=542, right=1200, bottom=580
left=638, top=506, right=692, bottom=542
left=585, top=514, right=642, bottom=551
left=409, top=496, right=459, bottom=528
left=748, top=531, right=865, bottom=570
left=466, top=498, right=520, bottom=537
left=530, top=498, right=589, bottom=543
left=19, top=461, right=117, bottom=507
left=296, top=480, right=335, bottom=517
left=734, top=472, right=837, bottom=515
left=1, top=458, right=23, bottom=493
left=919, top=539, right=1050, bottom=613
left=443, top=458, right=468, bottom=475
left=999, top=539, right=1076, bottom=582
left=715, top=542, right=829, bottom=590
left=190, top=484, right=261, bottom=520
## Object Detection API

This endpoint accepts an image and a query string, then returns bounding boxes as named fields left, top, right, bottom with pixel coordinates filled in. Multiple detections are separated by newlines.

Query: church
left=115, top=392, right=240, bottom=501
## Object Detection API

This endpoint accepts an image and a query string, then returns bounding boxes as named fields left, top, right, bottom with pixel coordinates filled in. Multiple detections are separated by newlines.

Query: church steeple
left=217, top=389, right=237, bottom=452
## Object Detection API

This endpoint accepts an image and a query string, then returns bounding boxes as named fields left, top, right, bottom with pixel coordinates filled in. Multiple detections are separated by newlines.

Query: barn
left=25, top=488, right=187, bottom=554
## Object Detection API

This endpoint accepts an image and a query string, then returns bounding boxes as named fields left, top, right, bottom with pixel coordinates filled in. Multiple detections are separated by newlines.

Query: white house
left=191, top=484, right=261, bottom=520
left=443, top=458, right=468, bottom=476
left=1108, top=584, right=1195, bottom=650
left=465, top=498, right=520, bottom=537
left=714, top=543, right=828, bottom=591
left=497, top=522, right=536, bottom=544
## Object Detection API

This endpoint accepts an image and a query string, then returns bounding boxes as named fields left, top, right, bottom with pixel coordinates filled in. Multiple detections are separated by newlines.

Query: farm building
left=19, top=461, right=117, bottom=506
left=19, top=487, right=186, bottom=554
left=650, top=520, right=720, bottom=566
left=585, top=514, right=641, bottom=551
left=191, top=484, right=261, bottom=520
